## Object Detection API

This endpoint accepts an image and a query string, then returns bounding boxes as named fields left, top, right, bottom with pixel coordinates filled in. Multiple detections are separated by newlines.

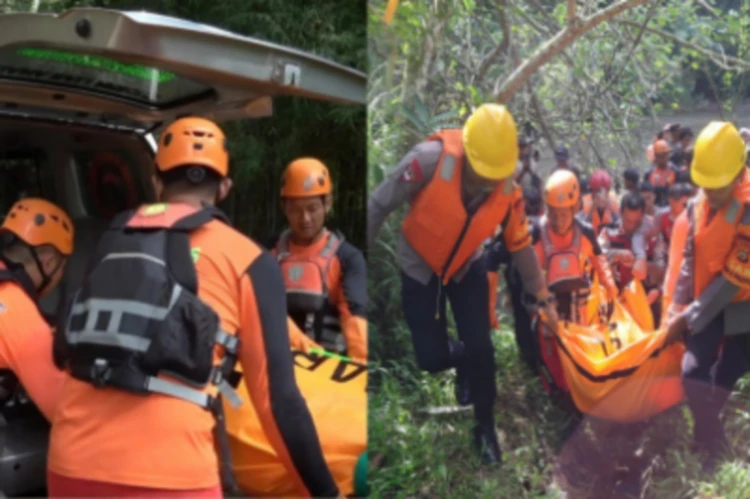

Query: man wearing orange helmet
left=273, top=158, right=367, bottom=362
left=0, top=198, right=74, bottom=421
left=527, top=171, right=618, bottom=398
left=644, top=139, right=678, bottom=207
left=369, top=104, right=555, bottom=465
left=49, top=117, right=338, bottom=498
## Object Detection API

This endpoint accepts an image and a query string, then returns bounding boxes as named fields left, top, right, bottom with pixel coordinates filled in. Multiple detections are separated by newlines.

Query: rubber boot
left=449, top=339, right=471, bottom=406
left=472, top=424, right=502, bottom=465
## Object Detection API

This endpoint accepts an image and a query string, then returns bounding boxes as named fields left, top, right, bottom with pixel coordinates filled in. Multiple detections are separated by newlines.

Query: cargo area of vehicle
left=0, top=115, right=155, bottom=317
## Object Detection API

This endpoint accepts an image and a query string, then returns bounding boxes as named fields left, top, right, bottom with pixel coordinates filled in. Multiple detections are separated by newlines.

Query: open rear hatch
left=0, top=8, right=366, bottom=132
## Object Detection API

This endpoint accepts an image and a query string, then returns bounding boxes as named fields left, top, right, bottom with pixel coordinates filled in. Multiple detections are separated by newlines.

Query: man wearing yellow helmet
left=368, top=103, right=556, bottom=464
left=665, top=121, right=750, bottom=471
left=273, top=157, right=367, bottom=362
left=0, top=198, right=74, bottom=421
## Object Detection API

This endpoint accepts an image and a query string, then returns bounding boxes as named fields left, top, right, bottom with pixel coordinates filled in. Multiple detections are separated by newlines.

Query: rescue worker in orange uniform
left=665, top=121, right=750, bottom=471
left=368, top=104, right=557, bottom=465
left=644, top=139, right=678, bottom=208
left=534, top=170, right=618, bottom=325
left=48, top=118, right=338, bottom=498
left=581, top=169, right=619, bottom=234
left=599, top=192, right=666, bottom=325
left=530, top=171, right=618, bottom=404
left=0, top=198, right=73, bottom=421
left=273, top=158, right=367, bottom=362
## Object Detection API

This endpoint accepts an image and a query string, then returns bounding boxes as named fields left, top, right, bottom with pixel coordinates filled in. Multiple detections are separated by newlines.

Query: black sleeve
left=486, top=236, right=509, bottom=271
left=245, top=251, right=339, bottom=497
left=336, top=241, right=367, bottom=317
left=576, top=218, right=603, bottom=255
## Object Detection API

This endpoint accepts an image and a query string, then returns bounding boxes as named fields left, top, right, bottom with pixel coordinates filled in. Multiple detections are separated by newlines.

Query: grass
left=369, top=306, right=750, bottom=499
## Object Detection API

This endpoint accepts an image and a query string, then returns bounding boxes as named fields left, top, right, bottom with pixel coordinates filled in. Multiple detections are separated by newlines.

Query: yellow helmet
left=544, top=169, right=579, bottom=208
left=691, top=121, right=747, bottom=189
left=462, top=104, right=519, bottom=180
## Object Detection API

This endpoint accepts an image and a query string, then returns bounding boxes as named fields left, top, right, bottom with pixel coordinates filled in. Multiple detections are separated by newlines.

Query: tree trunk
left=494, top=0, right=652, bottom=103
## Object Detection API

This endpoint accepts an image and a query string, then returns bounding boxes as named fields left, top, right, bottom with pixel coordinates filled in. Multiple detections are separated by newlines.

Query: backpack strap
left=0, top=258, right=38, bottom=302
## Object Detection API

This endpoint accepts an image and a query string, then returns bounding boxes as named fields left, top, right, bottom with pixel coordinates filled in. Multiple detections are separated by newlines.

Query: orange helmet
left=155, top=117, right=229, bottom=177
left=653, top=139, right=671, bottom=155
left=646, top=143, right=655, bottom=162
left=544, top=170, right=579, bottom=208
left=280, top=158, right=332, bottom=198
left=1, top=198, right=74, bottom=255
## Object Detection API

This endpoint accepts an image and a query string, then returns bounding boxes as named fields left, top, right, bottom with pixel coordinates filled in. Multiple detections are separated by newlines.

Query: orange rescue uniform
left=402, top=129, right=531, bottom=284
left=48, top=205, right=330, bottom=495
left=0, top=261, right=65, bottom=420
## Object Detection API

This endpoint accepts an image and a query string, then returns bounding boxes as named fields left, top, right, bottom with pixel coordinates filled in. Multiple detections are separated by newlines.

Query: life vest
left=54, top=203, right=242, bottom=411
left=589, top=204, right=617, bottom=234
left=538, top=219, right=587, bottom=294
left=275, top=230, right=346, bottom=353
left=402, top=129, right=520, bottom=284
left=647, top=167, right=676, bottom=188
left=688, top=172, right=750, bottom=302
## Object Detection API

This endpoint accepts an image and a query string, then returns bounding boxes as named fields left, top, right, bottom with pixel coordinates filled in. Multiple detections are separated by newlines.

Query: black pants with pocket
left=401, top=257, right=496, bottom=426
left=682, top=312, right=750, bottom=446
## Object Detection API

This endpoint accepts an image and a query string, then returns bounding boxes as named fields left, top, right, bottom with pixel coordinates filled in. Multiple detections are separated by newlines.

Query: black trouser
left=505, top=266, right=537, bottom=373
left=401, top=257, right=496, bottom=426
left=682, top=312, right=750, bottom=446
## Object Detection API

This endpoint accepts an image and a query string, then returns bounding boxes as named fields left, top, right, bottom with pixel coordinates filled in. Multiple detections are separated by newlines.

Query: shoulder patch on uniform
left=191, top=247, right=202, bottom=263
left=400, top=158, right=425, bottom=183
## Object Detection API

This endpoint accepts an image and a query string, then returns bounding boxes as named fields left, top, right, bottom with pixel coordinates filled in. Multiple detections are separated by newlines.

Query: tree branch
left=495, top=0, right=652, bottom=103
left=476, top=0, right=510, bottom=84
left=568, top=0, right=577, bottom=24
left=616, top=19, right=750, bottom=71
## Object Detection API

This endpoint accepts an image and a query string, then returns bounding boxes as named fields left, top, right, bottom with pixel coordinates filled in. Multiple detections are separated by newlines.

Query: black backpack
left=53, top=202, right=243, bottom=493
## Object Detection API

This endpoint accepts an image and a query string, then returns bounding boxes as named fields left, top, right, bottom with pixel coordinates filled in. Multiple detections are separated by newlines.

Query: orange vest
left=538, top=220, right=586, bottom=292
left=402, top=130, right=517, bottom=284
left=648, top=167, right=676, bottom=188
left=275, top=230, right=342, bottom=313
left=690, top=171, right=750, bottom=302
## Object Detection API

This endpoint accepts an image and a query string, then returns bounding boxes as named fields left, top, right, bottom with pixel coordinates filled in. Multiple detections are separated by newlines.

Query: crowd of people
left=369, top=104, right=750, bottom=475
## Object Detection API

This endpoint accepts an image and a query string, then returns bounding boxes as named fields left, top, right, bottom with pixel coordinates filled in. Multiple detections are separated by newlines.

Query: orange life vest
left=648, top=167, right=676, bottom=188
left=690, top=171, right=750, bottom=302
left=402, top=130, right=519, bottom=284
left=275, top=230, right=343, bottom=313
left=538, top=219, right=586, bottom=293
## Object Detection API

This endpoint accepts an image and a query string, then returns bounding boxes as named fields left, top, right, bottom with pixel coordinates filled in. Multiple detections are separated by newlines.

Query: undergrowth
left=369, top=308, right=750, bottom=499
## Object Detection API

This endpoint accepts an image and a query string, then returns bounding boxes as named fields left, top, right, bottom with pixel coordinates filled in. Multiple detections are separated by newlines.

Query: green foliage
left=51, top=0, right=366, bottom=249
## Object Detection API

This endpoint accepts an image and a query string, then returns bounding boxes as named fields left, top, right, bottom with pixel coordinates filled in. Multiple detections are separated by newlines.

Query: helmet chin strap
left=26, top=246, right=62, bottom=295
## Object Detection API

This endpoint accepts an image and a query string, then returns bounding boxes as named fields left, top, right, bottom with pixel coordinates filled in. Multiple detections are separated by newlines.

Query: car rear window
left=0, top=150, right=45, bottom=220
left=0, top=46, right=213, bottom=106
left=75, top=151, right=144, bottom=219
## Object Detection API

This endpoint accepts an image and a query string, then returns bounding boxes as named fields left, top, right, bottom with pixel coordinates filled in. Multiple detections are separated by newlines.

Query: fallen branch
left=494, top=0, right=652, bottom=103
